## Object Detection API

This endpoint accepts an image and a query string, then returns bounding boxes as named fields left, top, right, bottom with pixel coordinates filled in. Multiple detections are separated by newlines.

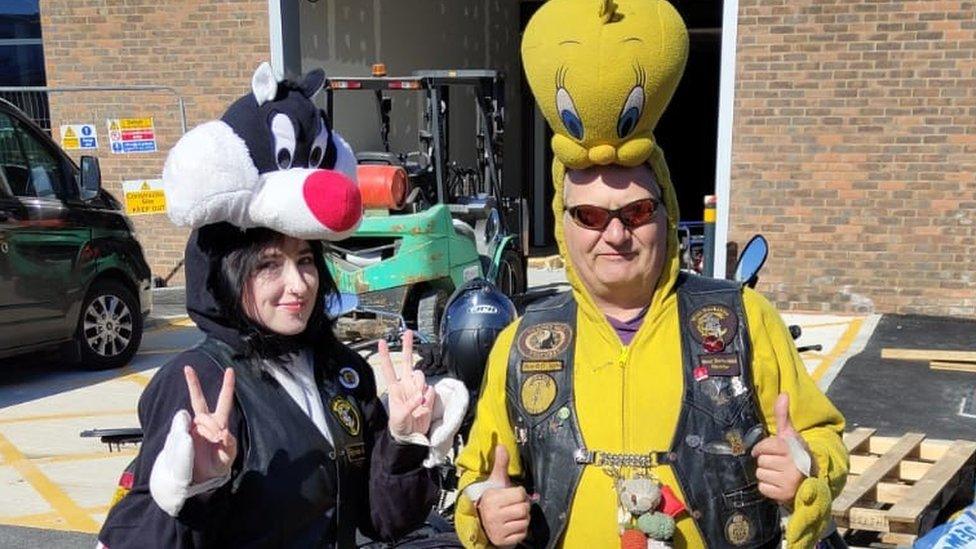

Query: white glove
left=389, top=377, right=469, bottom=468
left=149, top=409, right=230, bottom=516
left=424, top=377, right=469, bottom=468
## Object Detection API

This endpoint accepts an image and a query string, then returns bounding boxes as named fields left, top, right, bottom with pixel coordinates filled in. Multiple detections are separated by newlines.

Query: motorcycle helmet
left=439, top=278, right=518, bottom=395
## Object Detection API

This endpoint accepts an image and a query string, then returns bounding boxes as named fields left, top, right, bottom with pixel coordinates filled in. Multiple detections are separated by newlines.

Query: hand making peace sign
left=377, top=330, right=437, bottom=439
left=183, top=366, right=238, bottom=483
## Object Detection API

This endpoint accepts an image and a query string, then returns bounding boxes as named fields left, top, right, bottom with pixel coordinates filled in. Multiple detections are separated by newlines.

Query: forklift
left=324, top=67, right=527, bottom=343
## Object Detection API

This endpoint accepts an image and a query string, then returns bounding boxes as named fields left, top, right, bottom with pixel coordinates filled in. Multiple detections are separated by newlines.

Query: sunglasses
left=565, top=198, right=661, bottom=231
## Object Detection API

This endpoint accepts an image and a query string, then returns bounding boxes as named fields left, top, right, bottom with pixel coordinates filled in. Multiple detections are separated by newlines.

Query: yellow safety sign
left=107, top=118, right=157, bottom=154
left=61, top=127, right=78, bottom=149
left=122, top=179, right=167, bottom=216
left=59, top=124, right=98, bottom=150
left=119, top=118, right=152, bottom=130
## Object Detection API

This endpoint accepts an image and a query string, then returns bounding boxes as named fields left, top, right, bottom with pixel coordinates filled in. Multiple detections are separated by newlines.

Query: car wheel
left=76, top=279, right=142, bottom=370
left=416, top=288, right=449, bottom=345
left=496, top=248, right=527, bottom=298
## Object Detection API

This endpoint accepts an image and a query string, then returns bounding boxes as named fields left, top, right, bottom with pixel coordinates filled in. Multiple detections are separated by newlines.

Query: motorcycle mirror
left=734, top=234, right=769, bottom=287
left=327, top=292, right=360, bottom=318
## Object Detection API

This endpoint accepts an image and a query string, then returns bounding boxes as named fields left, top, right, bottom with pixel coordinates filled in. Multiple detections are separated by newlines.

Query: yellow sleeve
left=743, top=288, right=849, bottom=548
left=454, top=321, right=523, bottom=549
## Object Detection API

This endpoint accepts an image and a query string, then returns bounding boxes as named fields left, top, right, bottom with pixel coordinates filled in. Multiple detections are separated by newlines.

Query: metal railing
left=0, top=85, right=187, bottom=135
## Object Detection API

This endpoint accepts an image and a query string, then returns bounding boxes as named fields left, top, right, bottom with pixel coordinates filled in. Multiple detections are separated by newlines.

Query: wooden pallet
left=832, top=428, right=976, bottom=546
left=881, top=348, right=976, bottom=363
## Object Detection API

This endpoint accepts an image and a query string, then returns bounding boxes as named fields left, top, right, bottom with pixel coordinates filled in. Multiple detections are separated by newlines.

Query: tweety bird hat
left=521, top=0, right=688, bottom=170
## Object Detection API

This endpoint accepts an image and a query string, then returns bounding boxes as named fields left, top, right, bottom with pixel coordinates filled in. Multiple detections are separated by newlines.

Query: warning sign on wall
left=122, top=179, right=167, bottom=215
left=107, top=117, right=157, bottom=154
left=59, top=124, right=98, bottom=150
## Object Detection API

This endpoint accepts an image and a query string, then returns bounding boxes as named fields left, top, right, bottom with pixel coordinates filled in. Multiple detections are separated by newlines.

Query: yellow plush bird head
left=521, top=0, right=688, bottom=169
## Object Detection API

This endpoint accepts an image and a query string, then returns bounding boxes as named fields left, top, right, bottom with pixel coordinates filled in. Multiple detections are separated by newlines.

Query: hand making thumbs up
left=751, top=393, right=811, bottom=505
left=478, top=444, right=531, bottom=548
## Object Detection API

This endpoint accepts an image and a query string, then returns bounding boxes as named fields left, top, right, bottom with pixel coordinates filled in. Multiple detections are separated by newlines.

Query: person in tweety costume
left=453, top=1, right=848, bottom=548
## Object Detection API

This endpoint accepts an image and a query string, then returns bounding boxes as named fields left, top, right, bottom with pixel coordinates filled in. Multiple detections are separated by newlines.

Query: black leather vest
left=505, top=274, right=781, bottom=548
left=197, top=337, right=368, bottom=548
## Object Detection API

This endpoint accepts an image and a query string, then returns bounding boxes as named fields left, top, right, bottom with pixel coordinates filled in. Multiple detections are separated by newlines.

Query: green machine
left=324, top=70, right=527, bottom=343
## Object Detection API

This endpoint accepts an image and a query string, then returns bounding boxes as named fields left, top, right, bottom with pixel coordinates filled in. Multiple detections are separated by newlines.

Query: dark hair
left=213, top=227, right=338, bottom=358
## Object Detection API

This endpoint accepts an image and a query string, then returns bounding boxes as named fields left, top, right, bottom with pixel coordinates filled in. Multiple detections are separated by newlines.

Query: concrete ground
left=0, top=266, right=887, bottom=545
left=827, top=313, right=976, bottom=440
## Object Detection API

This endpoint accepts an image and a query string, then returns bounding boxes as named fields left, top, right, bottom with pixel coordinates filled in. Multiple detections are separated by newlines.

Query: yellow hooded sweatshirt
left=453, top=152, right=848, bottom=548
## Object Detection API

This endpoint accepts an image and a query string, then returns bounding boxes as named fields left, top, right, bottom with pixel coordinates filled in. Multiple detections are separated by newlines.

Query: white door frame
left=712, top=0, right=739, bottom=278
left=267, top=0, right=301, bottom=79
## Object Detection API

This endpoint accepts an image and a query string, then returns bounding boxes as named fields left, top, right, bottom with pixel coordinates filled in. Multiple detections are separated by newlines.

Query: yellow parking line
left=0, top=409, right=134, bottom=426
left=0, top=431, right=100, bottom=533
left=796, top=320, right=860, bottom=330
left=0, top=504, right=110, bottom=531
left=119, top=372, right=151, bottom=388
left=32, top=448, right=138, bottom=465
left=811, top=318, right=864, bottom=382
left=117, top=365, right=152, bottom=388
left=146, top=316, right=195, bottom=333
left=136, top=348, right=186, bottom=356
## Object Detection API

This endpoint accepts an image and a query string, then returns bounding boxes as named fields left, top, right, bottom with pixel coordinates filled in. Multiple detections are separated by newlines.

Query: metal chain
left=574, top=448, right=666, bottom=469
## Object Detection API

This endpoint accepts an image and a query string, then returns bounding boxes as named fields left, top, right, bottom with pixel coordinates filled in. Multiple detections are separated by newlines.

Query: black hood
left=184, top=223, right=253, bottom=353
left=184, top=222, right=337, bottom=358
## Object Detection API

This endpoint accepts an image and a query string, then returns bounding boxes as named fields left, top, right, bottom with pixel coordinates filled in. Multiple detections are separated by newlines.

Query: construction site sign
left=122, top=179, right=167, bottom=215
left=107, top=117, right=157, bottom=154
left=59, top=124, right=98, bottom=150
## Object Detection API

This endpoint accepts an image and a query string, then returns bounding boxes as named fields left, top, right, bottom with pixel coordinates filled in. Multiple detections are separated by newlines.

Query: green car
left=0, top=99, right=152, bottom=369
left=324, top=70, right=526, bottom=342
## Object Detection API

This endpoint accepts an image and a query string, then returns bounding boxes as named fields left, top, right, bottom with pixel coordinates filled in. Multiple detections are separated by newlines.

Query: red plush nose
left=302, top=170, right=362, bottom=233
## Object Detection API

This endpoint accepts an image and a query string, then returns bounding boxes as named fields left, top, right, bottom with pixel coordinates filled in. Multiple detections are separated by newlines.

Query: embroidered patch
left=689, top=305, right=738, bottom=353
left=517, top=323, right=572, bottom=360
left=520, top=360, right=564, bottom=373
left=329, top=396, right=361, bottom=437
left=338, top=366, right=360, bottom=389
left=520, top=373, right=558, bottom=415
left=725, top=512, right=753, bottom=546
left=699, top=353, right=741, bottom=377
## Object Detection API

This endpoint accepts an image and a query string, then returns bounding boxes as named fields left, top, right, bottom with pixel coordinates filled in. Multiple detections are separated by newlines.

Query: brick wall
left=41, top=0, right=271, bottom=285
left=731, top=0, right=976, bottom=317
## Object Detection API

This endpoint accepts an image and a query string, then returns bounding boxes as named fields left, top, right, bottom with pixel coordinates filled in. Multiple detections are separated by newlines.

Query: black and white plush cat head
left=163, top=62, right=362, bottom=240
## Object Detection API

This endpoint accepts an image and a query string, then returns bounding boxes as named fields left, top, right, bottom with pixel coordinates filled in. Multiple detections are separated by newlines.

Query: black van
left=0, top=98, right=151, bottom=369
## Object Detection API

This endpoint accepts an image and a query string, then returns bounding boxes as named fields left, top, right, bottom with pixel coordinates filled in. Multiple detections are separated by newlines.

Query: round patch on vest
left=329, top=396, right=361, bottom=437
left=517, top=322, right=572, bottom=360
left=520, top=373, right=558, bottom=415
left=725, top=512, right=753, bottom=546
left=689, top=305, right=738, bottom=352
left=338, top=366, right=360, bottom=389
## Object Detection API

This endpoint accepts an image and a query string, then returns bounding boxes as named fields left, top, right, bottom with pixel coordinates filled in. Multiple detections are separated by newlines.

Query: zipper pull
left=616, top=346, right=631, bottom=368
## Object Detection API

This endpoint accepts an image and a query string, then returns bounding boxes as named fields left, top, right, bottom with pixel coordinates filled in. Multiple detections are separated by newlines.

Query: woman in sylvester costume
left=97, top=63, right=467, bottom=548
